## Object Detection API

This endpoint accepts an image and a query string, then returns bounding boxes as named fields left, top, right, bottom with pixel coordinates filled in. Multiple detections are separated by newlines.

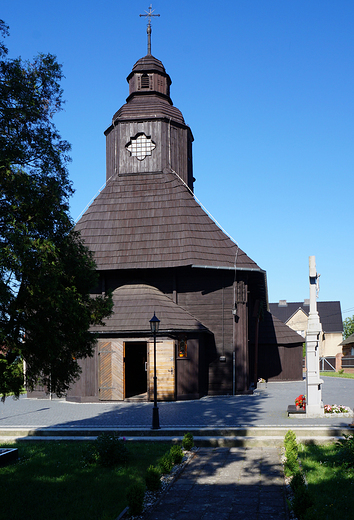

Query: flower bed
left=324, top=404, right=351, bottom=414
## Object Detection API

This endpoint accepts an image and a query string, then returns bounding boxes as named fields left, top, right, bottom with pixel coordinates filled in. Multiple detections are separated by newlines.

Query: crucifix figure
left=140, top=4, right=160, bottom=55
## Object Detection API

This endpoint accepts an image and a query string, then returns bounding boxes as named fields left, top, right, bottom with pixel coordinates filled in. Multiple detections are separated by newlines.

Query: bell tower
left=104, top=7, right=194, bottom=190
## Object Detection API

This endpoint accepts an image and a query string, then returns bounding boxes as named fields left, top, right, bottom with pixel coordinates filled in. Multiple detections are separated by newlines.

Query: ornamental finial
left=139, top=4, right=160, bottom=55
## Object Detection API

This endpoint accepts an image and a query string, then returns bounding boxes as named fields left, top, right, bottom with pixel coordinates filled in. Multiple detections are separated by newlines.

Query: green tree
left=343, top=315, right=354, bottom=340
left=0, top=21, right=112, bottom=399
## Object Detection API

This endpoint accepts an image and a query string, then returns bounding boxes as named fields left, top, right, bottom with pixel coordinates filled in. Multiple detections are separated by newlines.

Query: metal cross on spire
left=139, top=4, right=160, bottom=55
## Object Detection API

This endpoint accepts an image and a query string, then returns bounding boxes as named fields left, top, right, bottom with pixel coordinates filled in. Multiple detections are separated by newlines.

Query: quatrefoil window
left=125, top=133, right=156, bottom=161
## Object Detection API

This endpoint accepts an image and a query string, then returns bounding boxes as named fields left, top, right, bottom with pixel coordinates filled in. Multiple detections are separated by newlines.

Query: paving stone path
left=145, top=447, right=287, bottom=520
left=1, top=378, right=353, bottom=429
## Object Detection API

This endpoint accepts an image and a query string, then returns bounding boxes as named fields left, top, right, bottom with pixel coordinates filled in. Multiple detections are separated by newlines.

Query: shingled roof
left=91, top=283, right=210, bottom=334
left=249, top=311, right=304, bottom=345
left=111, top=94, right=185, bottom=126
left=258, top=312, right=305, bottom=345
left=341, top=332, right=354, bottom=346
left=269, top=301, right=343, bottom=333
left=131, top=55, right=167, bottom=74
left=76, top=170, right=261, bottom=272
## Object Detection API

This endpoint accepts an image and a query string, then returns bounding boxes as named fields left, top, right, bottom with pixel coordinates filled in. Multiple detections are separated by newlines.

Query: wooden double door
left=98, top=339, right=175, bottom=401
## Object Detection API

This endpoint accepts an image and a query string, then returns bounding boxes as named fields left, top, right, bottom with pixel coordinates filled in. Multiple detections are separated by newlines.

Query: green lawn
left=0, top=441, right=171, bottom=520
left=298, top=442, right=354, bottom=520
left=320, top=371, right=354, bottom=379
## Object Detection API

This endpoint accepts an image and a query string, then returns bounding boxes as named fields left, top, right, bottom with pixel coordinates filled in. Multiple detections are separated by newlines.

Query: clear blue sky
left=3, top=1, right=354, bottom=320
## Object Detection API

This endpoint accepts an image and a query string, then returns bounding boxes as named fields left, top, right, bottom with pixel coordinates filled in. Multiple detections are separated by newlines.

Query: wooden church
left=63, top=34, right=303, bottom=402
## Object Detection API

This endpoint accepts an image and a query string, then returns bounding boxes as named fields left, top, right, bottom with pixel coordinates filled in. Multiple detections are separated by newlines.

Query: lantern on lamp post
left=149, top=313, right=160, bottom=429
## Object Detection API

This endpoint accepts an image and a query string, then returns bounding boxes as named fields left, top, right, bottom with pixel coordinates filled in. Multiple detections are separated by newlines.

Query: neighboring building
left=340, top=333, right=354, bottom=373
left=269, top=300, right=343, bottom=358
left=30, top=48, right=304, bottom=401
left=341, top=333, right=354, bottom=356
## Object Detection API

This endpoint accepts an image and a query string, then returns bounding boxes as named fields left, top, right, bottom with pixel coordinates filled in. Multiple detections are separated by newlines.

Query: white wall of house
left=320, top=332, right=343, bottom=357
left=286, top=309, right=342, bottom=358
left=287, top=309, right=307, bottom=340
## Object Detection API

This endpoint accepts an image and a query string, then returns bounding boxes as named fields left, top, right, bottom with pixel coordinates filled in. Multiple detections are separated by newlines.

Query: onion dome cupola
left=104, top=8, right=194, bottom=190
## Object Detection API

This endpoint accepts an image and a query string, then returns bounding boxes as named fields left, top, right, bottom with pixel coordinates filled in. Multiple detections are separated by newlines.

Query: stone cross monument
left=306, top=256, right=324, bottom=416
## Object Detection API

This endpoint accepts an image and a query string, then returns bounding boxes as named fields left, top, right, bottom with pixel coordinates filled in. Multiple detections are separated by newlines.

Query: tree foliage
left=0, top=21, right=112, bottom=399
left=343, top=315, right=354, bottom=340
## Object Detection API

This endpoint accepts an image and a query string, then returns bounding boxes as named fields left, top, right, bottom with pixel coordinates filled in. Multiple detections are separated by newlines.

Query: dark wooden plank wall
left=101, top=267, right=251, bottom=396
left=175, top=269, right=249, bottom=395
left=105, top=120, right=191, bottom=186
left=176, top=338, right=200, bottom=400
left=105, top=124, right=117, bottom=181
left=257, top=344, right=303, bottom=381
left=234, top=288, right=249, bottom=392
left=66, top=346, right=99, bottom=401
left=168, top=124, right=190, bottom=185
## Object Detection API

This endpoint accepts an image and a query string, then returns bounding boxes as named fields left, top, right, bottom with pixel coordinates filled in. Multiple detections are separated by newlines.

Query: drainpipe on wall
left=253, top=300, right=261, bottom=388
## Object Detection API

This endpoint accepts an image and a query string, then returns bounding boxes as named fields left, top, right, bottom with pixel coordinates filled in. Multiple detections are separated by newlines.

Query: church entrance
left=124, top=342, right=147, bottom=398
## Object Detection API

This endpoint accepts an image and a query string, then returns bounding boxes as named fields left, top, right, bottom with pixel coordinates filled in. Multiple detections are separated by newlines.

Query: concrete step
left=0, top=426, right=352, bottom=446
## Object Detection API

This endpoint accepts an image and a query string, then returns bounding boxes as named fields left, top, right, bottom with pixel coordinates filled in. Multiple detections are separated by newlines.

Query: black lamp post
left=150, top=312, right=160, bottom=429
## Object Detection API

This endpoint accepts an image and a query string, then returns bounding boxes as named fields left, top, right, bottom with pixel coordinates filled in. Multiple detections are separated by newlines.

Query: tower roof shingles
left=112, top=94, right=185, bottom=125
left=76, top=171, right=260, bottom=272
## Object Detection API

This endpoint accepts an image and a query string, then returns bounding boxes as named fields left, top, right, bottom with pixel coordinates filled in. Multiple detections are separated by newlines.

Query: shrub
left=292, top=486, right=314, bottom=519
left=182, top=432, right=194, bottom=451
left=285, top=442, right=298, bottom=461
left=284, top=430, right=300, bottom=477
left=170, top=444, right=183, bottom=465
left=284, top=429, right=296, bottom=445
left=285, top=430, right=298, bottom=454
left=145, top=465, right=162, bottom=491
left=82, top=444, right=98, bottom=466
left=126, top=482, right=145, bottom=516
left=93, top=432, right=129, bottom=467
left=302, top=505, right=319, bottom=520
left=284, top=451, right=299, bottom=477
left=158, top=452, right=173, bottom=474
left=290, top=471, right=306, bottom=493
left=285, top=430, right=298, bottom=461
left=336, top=433, right=354, bottom=466
left=284, top=431, right=314, bottom=519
